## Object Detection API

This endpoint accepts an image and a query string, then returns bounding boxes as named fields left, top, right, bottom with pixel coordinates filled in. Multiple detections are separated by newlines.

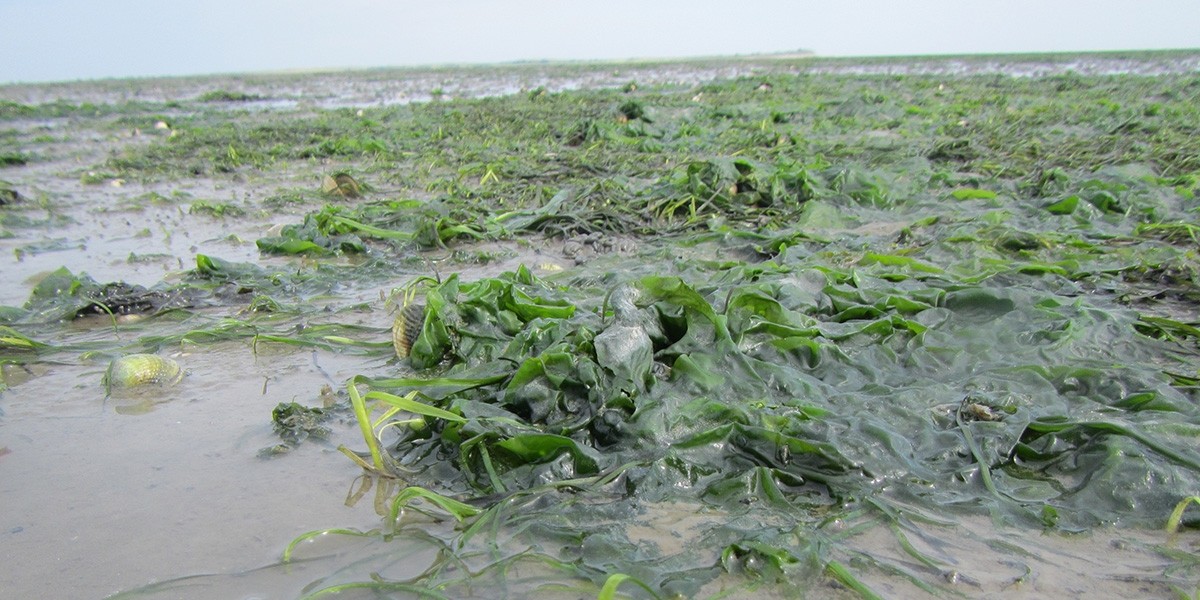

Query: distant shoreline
left=2, top=47, right=1197, bottom=88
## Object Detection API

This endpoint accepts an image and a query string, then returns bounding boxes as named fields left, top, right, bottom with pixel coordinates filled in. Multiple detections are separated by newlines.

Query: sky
left=1, top=0, right=1198, bottom=84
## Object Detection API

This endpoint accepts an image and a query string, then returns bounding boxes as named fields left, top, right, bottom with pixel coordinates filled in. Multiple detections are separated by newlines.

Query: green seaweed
left=320, top=252, right=1200, bottom=595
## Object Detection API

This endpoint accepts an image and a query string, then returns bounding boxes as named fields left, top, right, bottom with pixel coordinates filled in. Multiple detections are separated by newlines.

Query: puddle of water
left=841, top=510, right=1195, bottom=598
left=0, top=342, right=386, bottom=599
left=94, top=492, right=1197, bottom=599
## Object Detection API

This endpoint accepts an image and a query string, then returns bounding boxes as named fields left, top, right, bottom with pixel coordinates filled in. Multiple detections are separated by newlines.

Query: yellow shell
left=321, top=173, right=361, bottom=198
left=391, top=303, right=425, bottom=359
left=104, top=354, right=184, bottom=390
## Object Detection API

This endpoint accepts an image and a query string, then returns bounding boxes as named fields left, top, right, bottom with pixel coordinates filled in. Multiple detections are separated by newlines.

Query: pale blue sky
left=2, top=0, right=1198, bottom=83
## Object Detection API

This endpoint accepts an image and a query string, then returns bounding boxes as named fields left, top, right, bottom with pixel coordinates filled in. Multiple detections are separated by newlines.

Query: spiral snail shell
left=391, top=303, right=425, bottom=359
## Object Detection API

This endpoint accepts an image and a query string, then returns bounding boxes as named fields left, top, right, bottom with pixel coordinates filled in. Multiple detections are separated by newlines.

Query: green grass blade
left=300, top=581, right=448, bottom=599
left=825, top=560, right=883, bottom=600
left=1167, top=495, right=1200, bottom=534
left=282, top=528, right=372, bottom=562
left=597, top=573, right=661, bottom=600
left=389, top=486, right=481, bottom=525
left=364, top=390, right=466, bottom=422
left=347, top=383, right=386, bottom=473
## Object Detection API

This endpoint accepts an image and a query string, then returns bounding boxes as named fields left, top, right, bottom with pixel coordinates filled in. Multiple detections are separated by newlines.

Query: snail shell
left=104, top=353, right=184, bottom=390
left=321, top=173, right=361, bottom=198
left=391, top=303, right=425, bottom=359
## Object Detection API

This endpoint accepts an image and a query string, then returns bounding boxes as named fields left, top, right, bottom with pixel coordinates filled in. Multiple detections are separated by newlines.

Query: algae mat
left=3, top=52, right=1200, bottom=599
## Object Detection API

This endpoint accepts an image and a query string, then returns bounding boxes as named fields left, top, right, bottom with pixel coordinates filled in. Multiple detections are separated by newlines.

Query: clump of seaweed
left=319, top=254, right=1200, bottom=596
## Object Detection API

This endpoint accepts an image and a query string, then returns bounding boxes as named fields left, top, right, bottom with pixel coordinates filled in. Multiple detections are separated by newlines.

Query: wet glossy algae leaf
left=256, top=210, right=366, bottom=255
left=53, top=255, right=318, bottom=322
left=5, top=266, right=200, bottom=324
left=189, top=253, right=393, bottom=301
left=284, top=201, right=488, bottom=250
left=340, top=257, right=1200, bottom=596
left=0, top=325, right=52, bottom=356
